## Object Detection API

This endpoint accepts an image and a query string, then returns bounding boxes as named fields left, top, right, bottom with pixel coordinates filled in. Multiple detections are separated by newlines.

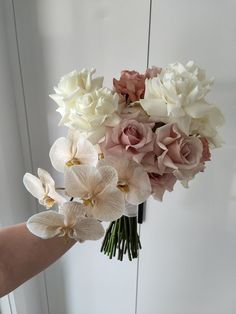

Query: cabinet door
left=137, top=1, right=236, bottom=314
left=12, top=1, right=151, bottom=313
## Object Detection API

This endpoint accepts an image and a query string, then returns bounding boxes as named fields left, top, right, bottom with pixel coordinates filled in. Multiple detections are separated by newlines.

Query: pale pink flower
left=141, top=123, right=203, bottom=179
left=145, top=66, right=162, bottom=79
left=23, top=168, right=66, bottom=208
left=27, top=202, right=104, bottom=242
left=98, top=156, right=151, bottom=205
left=49, top=130, right=98, bottom=173
left=200, top=137, right=211, bottom=162
left=113, top=70, right=145, bottom=103
left=174, top=163, right=205, bottom=188
left=100, top=119, right=154, bottom=161
left=148, top=172, right=177, bottom=201
left=65, top=165, right=125, bottom=221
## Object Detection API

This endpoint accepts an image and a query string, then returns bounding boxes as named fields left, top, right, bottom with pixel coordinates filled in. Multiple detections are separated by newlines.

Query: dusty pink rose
left=100, top=119, right=154, bottom=161
left=200, top=137, right=211, bottom=162
left=141, top=123, right=203, bottom=179
left=113, top=70, right=145, bottom=103
left=141, top=123, right=182, bottom=174
left=145, top=66, right=162, bottom=79
left=148, top=172, right=177, bottom=201
left=173, top=163, right=205, bottom=185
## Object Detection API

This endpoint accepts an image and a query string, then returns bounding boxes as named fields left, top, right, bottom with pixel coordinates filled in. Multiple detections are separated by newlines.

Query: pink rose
left=141, top=123, right=203, bottom=179
left=113, top=70, right=145, bottom=103
left=200, top=137, right=211, bottom=162
left=100, top=119, right=154, bottom=160
left=145, top=66, right=162, bottom=79
left=148, top=172, right=177, bottom=201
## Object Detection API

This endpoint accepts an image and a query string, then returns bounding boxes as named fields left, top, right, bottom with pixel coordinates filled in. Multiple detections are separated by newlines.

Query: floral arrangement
left=23, top=61, right=224, bottom=261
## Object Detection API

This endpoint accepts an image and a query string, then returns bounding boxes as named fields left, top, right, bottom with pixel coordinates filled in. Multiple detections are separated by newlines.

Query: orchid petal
left=59, top=201, right=86, bottom=226
left=74, top=218, right=104, bottom=242
left=127, top=167, right=151, bottom=205
left=65, top=165, right=97, bottom=197
left=27, top=210, right=64, bottom=239
left=94, top=166, right=118, bottom=194
left=93, top=187, right=125, bottom=221
left=37, top=168, right=55, bottom=188
left=23, top=173, right=45, bottom=200
left=49, top=137, right=72, bottom=172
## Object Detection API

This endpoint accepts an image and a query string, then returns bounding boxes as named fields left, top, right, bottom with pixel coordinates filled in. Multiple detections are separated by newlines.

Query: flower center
left=66, top=157, right=81, bottom=167
left=117, top=181, right=129, bottom=193
left=59, top=226, right=74, bottom=242
left=83, top=198, right=95, bottom=207
left=98, top=153, right=104, bottom=160
left=43, top=195, right=56, bottom=208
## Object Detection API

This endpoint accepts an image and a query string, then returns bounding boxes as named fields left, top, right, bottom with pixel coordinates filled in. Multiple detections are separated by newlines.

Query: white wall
left=137, top=1, right=236, bottom=314
left=1, top=0, right=236, bottom=314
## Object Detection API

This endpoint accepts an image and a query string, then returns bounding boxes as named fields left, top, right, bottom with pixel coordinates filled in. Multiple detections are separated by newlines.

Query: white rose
left=66, top=87, right=120, bottom=144
left=50, top=68, right=103, bottom=125
left=140, top=61, right=224, bottom=146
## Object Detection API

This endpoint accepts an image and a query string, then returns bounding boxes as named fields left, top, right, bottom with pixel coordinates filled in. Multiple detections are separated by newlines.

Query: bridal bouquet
left=23, top=61, right=224, bottom=261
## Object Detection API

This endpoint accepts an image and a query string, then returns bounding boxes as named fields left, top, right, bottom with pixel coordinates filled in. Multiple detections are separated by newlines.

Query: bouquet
left=23, top=61, right=224, bottom=261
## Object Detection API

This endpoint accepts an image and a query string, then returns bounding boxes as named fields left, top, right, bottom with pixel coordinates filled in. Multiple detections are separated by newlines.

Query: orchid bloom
left=23, top=168, right=66, bottom=208
left=98, top=156, right=151, bottom=205
left=49, top=130, right=98, bottom=172
left=27, top=202, right=104, bottom=242
left=65, top=165, right=125, bottom=221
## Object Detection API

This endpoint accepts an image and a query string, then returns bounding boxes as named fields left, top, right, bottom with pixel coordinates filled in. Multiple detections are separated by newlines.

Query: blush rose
left=100, top=119, right=154, bottom=161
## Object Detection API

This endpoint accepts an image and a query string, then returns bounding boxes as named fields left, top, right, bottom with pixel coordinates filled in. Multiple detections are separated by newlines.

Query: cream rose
left=66, top=87, right=120, bottom=143
left=140, top=61, right=224, bottom=147
left=50, top=68, right=104, bottom=126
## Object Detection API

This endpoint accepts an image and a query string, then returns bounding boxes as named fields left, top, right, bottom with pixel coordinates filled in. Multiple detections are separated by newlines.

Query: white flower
left=27, top=202, right=104, bottom=242
left=50, top=68, right=103, bottom=126
left=23, top=168, right=66, bottom=208
left=49, top=130, right=98, bottom=172
left=66, top=87, right=121, bottom=144
left=98, top=156, right=151, bottom=205
left=140, top=61, right=224, bottom=146
left=189, top=107, right=224, bottom=147
left=65, top=165, right=125, bottom=221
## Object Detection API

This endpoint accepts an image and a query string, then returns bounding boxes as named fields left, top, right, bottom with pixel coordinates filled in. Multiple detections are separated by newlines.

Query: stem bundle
left=100, top=216, right=141, bottom=261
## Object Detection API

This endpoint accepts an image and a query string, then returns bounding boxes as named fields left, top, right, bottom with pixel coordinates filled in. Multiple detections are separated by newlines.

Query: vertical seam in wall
left=135, top=1, right=152, bottom=313
left=11, top=0, right=34, bottom=174
left=10, top=1, right=50, bottom=314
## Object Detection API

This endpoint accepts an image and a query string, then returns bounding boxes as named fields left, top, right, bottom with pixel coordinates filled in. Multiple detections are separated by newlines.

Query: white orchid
left=23, top=168, right=66, bottom=208
left=27, top=202, right=104, bottom=242
left=140, top=61, right=224, bottom=146
left=49, top=130, right=98, bottom=172
left=65, top=165, right=125, bottom=221
left=50, top=68, right=104, bottom=126
left=98, top=156, right=151, bottom=205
